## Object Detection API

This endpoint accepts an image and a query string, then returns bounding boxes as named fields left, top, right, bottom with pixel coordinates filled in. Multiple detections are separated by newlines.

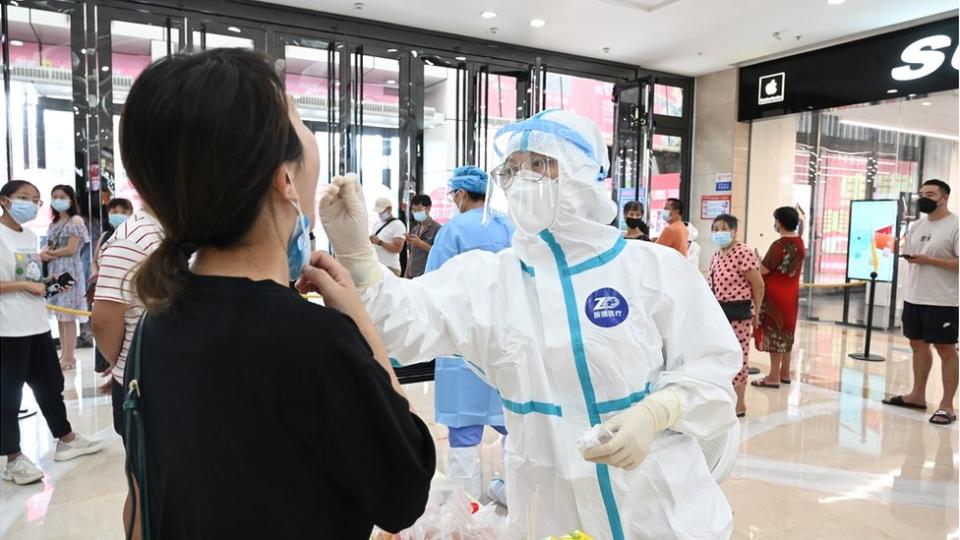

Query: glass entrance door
left=274, top=32, right=340, bottom=249
left=96, top=9, right=185, bottom=211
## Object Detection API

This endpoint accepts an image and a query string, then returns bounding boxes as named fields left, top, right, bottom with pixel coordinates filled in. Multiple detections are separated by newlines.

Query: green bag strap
left=123, top=315, right=150, bottom=540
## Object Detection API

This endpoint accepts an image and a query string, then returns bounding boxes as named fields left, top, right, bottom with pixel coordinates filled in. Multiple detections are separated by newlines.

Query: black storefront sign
left=739, top=17, right=959, bottom=121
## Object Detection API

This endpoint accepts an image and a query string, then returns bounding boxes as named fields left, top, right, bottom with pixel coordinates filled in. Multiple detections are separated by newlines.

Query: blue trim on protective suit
left=538, top=229, right=625, bottom=540
left=495, top=118, right=607, bottom=179
left=502, top=399, right=563, bottom=417
left=520, top=260, right=536, bottom=277
left=567, top=236, right=627, bottom=276
left=594, top=382, right=652, bottom=415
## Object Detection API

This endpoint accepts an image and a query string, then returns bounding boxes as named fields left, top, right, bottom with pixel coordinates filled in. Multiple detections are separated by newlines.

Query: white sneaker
left=2, top=455, right=44, bottom=485
left=54, top=433, right=104, bottom=462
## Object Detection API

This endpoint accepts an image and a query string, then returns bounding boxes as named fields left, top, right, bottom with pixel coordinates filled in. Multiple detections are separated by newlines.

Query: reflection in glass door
left=649, top=133, right=683, bottom=238
left=104, top=16, right=184, bottom=210
left=188, top=20, right=261, bottom=52
left=277, top=34, right=340, bottom=249
left=349, top=51, right=401, bottom=224
left=5, top=3, right=79, bottom=238
left=422, top=59, right=523, bottom=224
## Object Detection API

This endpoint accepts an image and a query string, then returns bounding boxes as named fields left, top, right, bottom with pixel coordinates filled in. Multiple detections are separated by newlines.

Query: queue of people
left=0, top=46, right=955, bottom=540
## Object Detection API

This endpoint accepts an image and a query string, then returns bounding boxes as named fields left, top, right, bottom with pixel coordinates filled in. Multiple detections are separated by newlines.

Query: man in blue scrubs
left=426, top=165, right=514, bottom=502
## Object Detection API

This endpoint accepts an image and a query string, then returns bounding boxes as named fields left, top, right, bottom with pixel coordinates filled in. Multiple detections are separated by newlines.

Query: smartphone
left=899, top=254, right=915, bottom=260
left=45, top=272, right=76, bottom=298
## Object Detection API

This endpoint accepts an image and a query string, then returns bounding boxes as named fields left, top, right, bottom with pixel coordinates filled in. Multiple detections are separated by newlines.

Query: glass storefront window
left=283, top=42, right=339, bottom=249
left=111, top=21, right=182, bottom=209
left=544, top=72, right=615, bottom=146
left=7, top=5, right=75, bottom=237
left=649, top=134, right=683, bottom=238
left=748, top=91, right=958, bottom=324
left=422, top=65, right=466, bottom=225
left=351, top=55, right=400, bottom=225
left=653, top=84, right=683, bottom=117
left=192, top=31, right=253, bottom=50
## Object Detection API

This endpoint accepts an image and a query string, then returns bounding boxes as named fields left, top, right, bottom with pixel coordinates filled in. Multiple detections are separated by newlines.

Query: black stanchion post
left=849, top=271, right=885, bottom=362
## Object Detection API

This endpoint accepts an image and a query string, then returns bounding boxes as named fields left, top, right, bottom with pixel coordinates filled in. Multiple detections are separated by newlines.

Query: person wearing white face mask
left=370, top=197, right=406, bottom=277
left=319, top=109, right=741, bottom=539
left=708, top=214, right=764, bottom=417
left=41, top=184, right=90, bottom=371
left=404, top=194, right=441, bottom=279
left=0, top=180, right=104, bottom=487
left=655, top=197, right=688, bottom=257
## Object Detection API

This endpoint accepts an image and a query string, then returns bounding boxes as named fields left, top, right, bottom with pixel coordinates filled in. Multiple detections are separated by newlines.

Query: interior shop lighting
left=455, top=56, right=467, bottom=61
left=386, top=79, right=396, bottom=85
left=530, top=18, right=547, bottom=28
left=886, top=89, right=898, bottom=94
left=838, top=119, right=959, bottom=141
left=480, top=11, right=497, bottom=19
left=227, top=26, right=242, bottom=33
left=10, top=40, right=24, bottom=47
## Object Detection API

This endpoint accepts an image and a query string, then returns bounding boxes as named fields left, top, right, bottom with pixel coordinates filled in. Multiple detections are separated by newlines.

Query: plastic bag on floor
left=371, top=489, right=511, bottom=540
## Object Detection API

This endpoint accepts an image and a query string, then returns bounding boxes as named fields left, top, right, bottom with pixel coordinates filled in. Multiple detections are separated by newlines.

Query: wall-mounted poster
left=700, top=195, right=732, bottom=220
left=846, top=199, right=898, bottom=282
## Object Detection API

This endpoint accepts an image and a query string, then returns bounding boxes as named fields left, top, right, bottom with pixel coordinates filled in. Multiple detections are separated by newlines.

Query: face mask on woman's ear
left=284, top=171, right=311, bottom=281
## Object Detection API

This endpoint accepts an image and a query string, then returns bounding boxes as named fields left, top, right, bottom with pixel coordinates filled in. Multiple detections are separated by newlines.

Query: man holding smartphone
left=883, top=179, right=959, bottom=426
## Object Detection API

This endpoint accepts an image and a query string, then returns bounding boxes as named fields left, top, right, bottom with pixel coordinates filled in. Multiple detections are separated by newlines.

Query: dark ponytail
left=122, top=49, right=303, bottom=312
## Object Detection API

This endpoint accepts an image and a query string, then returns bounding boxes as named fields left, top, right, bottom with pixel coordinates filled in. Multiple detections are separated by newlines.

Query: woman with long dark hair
left=119, top=49, right=433, bottom=538
left=40, top=184, right=89, bottom=370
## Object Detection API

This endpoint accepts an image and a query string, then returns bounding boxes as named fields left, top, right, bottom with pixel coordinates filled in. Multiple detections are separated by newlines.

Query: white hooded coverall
left=339, top=111, right=741, bottom=539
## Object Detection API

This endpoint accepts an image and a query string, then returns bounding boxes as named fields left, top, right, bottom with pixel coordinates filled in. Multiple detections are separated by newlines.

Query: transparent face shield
left=485, top=151, right=562, bottom=236
left=484, top=113, right=609, bottom=236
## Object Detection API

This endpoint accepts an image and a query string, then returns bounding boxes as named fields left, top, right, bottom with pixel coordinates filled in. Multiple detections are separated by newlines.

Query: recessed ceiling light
left=386, top=79, right=396, bottom=85
left=480, top=11, right=497, bottom=19
left=411, top=50, right=418, bottom=58
left=530, top=18, right=547, bottom=28
left=387, top=48, right=397, bottom=53
left=922, top=101, right=932, bottom=106
left=455, top=56, right=467, bottom=61
left=10, top=40, right=23, bottom=47
left=886, top=89, right=898, bottom=94
left=227, top=26, right=241, bottom=33
left=827, top=0, right=846, bottom=4
left=101, top=66, right=110, bottom=72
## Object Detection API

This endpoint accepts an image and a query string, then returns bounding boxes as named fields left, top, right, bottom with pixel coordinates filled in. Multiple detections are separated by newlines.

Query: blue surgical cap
left=448, top=165, right=489, bottom=195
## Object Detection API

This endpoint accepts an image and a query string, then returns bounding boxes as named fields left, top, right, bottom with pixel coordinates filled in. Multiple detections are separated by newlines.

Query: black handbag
left=709, top=263, right=754, bottom=322
left=718, top=300, right=753, bottom=322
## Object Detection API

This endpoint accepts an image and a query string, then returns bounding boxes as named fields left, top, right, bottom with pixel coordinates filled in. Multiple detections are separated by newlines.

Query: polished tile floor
left=1, top=321, right=957, bottom=539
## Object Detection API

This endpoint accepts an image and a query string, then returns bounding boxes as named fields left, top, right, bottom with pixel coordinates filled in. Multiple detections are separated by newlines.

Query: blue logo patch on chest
left=584, top=288, right=629, bottom=328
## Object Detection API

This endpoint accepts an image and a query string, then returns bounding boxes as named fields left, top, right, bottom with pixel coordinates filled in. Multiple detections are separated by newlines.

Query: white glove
left=319, top=173, right=383, bottom=288
left=581, top=388, right=682, bottom=470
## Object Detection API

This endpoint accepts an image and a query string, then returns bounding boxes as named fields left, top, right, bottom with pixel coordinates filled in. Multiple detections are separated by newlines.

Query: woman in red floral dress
left=752, top=207, right=806, bottom=389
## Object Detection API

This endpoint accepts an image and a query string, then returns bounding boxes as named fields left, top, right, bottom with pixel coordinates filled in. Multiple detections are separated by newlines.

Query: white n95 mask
left=506, top=173, right=560, bottom=236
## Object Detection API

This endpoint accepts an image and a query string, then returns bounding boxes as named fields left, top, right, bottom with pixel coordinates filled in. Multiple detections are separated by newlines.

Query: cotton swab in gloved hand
left=576, top=424, right=616, bottom=454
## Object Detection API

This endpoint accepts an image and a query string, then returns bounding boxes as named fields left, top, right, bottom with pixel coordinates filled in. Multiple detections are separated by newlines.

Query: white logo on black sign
left=758, top=72, right=785, bottom=105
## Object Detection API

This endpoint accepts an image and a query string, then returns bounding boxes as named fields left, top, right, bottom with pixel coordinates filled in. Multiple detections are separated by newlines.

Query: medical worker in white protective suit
left=319, top=110, right=741, bottom=539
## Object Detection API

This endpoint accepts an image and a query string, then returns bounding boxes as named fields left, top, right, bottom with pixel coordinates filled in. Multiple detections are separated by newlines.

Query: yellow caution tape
left=46, top=305, right=93, bottom=317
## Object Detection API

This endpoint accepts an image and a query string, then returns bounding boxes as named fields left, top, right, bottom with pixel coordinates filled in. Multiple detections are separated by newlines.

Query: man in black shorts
left=883, top=179, right=959, bottom=425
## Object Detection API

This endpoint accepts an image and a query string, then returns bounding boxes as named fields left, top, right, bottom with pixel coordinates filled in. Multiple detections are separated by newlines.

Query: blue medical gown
left=426, top=208, right=514, bottom=428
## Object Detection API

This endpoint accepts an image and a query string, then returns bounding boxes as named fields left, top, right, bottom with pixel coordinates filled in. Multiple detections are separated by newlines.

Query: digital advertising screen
left=846, top=199, right=898, bottom=282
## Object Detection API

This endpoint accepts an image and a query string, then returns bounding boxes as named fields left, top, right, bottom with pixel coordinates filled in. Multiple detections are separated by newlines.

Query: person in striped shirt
left=91, top=207, right=163, bottom=437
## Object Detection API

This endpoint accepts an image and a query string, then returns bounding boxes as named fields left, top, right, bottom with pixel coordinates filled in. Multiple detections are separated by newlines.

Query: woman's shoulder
left=69, top=215, right=85, bottom=226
